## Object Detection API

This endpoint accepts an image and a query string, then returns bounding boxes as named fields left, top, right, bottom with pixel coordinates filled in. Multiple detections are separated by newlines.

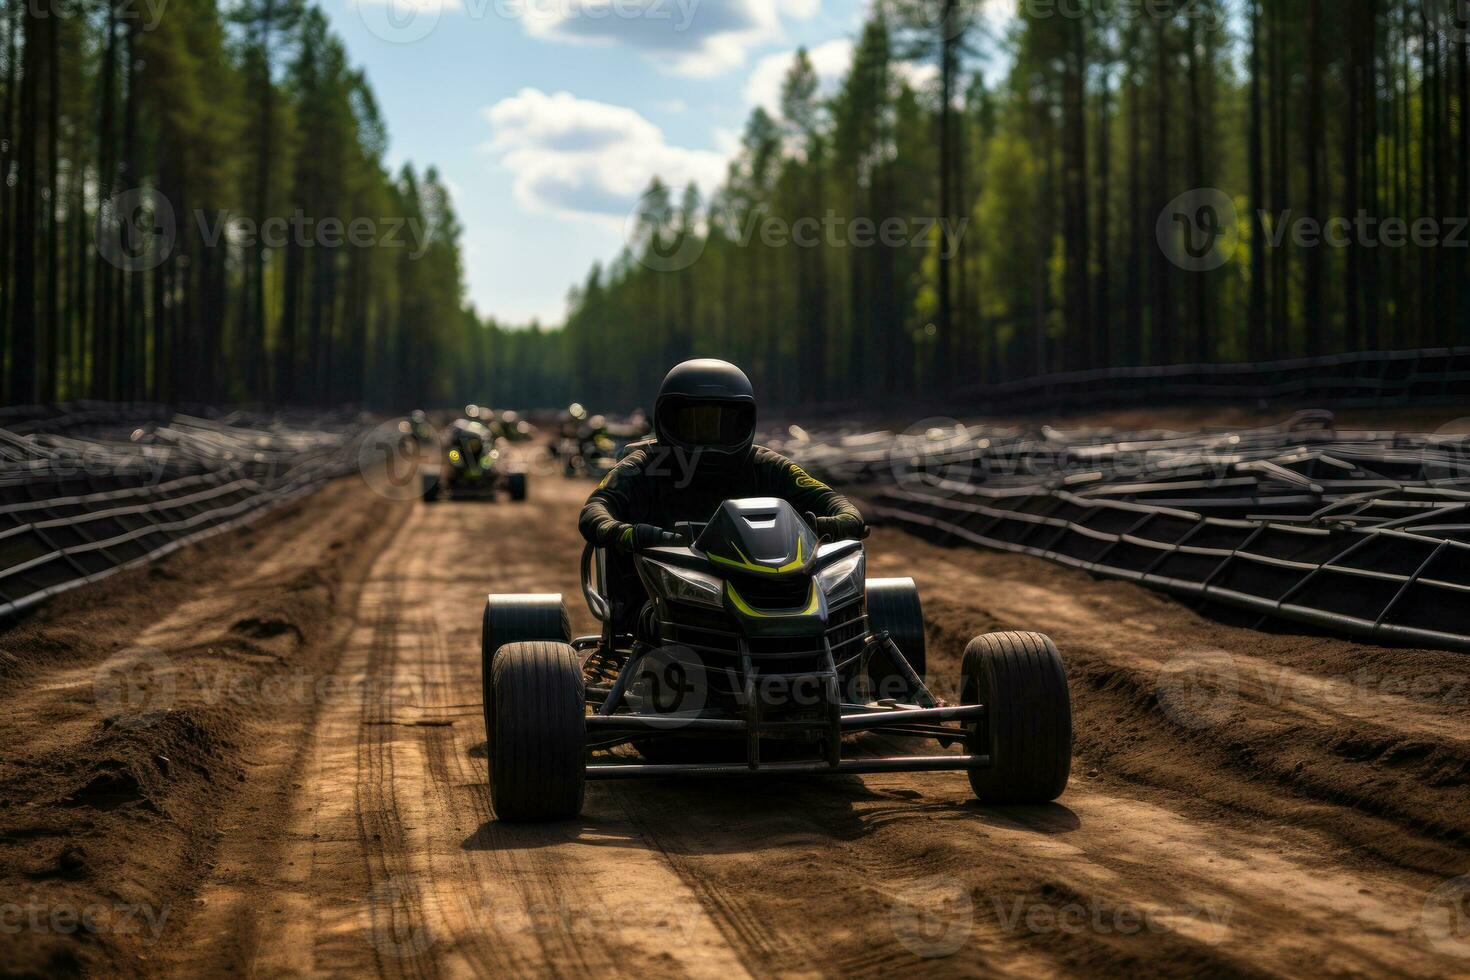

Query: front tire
left=865, top=578, right=927, bottom=702
left=490, top=642, right=585, bottom=821
left=482, top=595, right=569, bottom=762
left=962, top=632, right=1072, bottom=804
left=507, top=471, right=528, bottom=501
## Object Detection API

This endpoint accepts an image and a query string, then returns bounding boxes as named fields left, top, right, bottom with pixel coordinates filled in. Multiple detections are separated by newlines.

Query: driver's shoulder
left=751, top=444, right=792, bottom=466
left=593, top=446, right=653, bottom=491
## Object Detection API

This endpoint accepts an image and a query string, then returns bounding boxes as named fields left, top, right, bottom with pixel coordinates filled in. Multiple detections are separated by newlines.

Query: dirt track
left=3, top=456, right=1470, bottom=978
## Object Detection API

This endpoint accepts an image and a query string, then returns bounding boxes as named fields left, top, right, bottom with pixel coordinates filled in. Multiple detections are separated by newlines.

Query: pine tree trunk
left=42, top=0, right=58, bottom=402
left=1304, top=0, right=1325, bottom=354
left=1094, top=66, right=1111, bottom=368
left=1186, top=15, right=1208, bottom=362
left=1125, top=43, right=1142, bottom=365
left=1152, top=14, right=1171, bottom=364
left=1459, top=7, right=1469, bottom=342
left=0, top=0, right=20, bottom=402
left=9, top=2, right=38, bottom=403
left=1268, top=0, right=1289, bottom=356
left=91, top=3, right=118, bottom=399
left=936, top=0, right=956, bottom=391
left=1248, top=0, right=1267, bottom=361
left=121, top=20, right=141, bottom=400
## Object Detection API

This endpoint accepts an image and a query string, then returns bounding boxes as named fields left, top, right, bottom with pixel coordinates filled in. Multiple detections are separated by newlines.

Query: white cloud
left=482, top=88, right=727, bottom=223
left=711, top=125, right=742, bottom=156
left=743, top=38, right=944, bottom=118
left=902, top=62, right=939, bottom=91
left=522, top=0, right=820, bottom=76
left=743, top=38, right=852, bottom=116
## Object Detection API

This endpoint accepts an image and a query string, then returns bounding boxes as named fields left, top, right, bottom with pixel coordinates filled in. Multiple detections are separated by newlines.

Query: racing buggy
left=480, top=497, right=1072, bottom=821
left=423, top=418, right=527, bottom=503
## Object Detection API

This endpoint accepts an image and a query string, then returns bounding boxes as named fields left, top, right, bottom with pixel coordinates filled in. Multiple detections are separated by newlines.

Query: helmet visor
left=662, top=399, right=754, bottom=451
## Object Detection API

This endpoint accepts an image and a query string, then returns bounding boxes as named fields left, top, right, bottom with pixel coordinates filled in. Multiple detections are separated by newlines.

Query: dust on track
left=3, top=460, right=1469, bottom=978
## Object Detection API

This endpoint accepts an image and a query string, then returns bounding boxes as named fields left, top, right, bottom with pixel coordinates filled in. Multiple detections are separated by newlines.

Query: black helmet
left=654, top=359, right=756, bottom=462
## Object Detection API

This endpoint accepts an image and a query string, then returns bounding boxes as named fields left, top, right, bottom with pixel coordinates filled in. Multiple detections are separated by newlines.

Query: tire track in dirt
left=0, top=477, right=409, bottom=977
left=355, top=591, right=442, bottom=980
left=98, top=458, right=1470, bottom=978
left=409, top=584, right=610, bottom=979
left=176, top=475, right=753, bottom=978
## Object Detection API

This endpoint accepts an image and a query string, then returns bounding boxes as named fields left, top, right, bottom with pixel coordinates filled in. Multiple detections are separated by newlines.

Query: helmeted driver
left=579, top=359, right=865, bottom=561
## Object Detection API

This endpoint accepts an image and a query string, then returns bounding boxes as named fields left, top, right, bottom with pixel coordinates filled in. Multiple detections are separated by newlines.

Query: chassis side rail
left=583, top=704, right=984, bottom=734
left=585, top=755, right=992, bottom=779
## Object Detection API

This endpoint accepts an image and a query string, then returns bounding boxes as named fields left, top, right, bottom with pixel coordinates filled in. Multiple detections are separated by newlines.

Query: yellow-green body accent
left=707, top=537, right=805, bottom=575
left=725, top=581, right=820, bottom=617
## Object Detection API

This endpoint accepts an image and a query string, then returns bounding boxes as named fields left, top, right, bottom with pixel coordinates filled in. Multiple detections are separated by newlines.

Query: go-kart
left=423, top=419, right=527, bottom=503
left=480, top=497, right=1072, bottom=821
left=559, top=414, right=653, bottom=478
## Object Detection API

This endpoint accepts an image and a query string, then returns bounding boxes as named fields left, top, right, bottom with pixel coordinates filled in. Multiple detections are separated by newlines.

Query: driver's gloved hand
left=808, top=513, right=867, bottom=542
left=615, top=523, right=686, bottom=553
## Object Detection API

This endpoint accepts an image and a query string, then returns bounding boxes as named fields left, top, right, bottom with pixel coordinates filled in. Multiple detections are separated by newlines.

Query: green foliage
left=0, top=0, right=472, bottom=408
left=2, top=0, right=1465, bottom=412
left=493, top=0, right=1470, bottom=411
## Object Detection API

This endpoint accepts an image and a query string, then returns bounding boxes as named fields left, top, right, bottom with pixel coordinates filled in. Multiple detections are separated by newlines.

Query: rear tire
left=865, top=578, right=927, bottom=702
left=490, top=641, right=585, bottom=821
left=962, top=631, right=1071, bottom=804
left=422, top=472, right=440, bottom=502
left=507, top=472, right=528, bottom=501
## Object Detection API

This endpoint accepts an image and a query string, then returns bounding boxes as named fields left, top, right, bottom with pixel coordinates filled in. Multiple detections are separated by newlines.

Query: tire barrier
left=951, top=347, right=1470, bottom=413
left=0, top=408, right=361, bottom=618
left=773, top=412, right=1470, bottom=651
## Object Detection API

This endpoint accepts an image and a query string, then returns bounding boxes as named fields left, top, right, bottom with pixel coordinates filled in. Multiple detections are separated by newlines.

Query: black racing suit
left=579, top=443, right=864, bottom=629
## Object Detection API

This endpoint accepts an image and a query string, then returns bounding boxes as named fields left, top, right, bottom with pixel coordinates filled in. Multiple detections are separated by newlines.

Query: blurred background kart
left=422, top=417, right=527, bottom=502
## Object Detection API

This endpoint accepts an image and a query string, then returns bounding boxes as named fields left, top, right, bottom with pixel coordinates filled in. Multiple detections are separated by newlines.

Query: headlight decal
left=646, top=560, right=724, bottom=607
left=814, top=552, right=865, bottom=602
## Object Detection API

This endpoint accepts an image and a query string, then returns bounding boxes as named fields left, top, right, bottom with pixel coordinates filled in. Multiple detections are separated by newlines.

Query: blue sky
left=318, top=0, right=895, bottom=325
